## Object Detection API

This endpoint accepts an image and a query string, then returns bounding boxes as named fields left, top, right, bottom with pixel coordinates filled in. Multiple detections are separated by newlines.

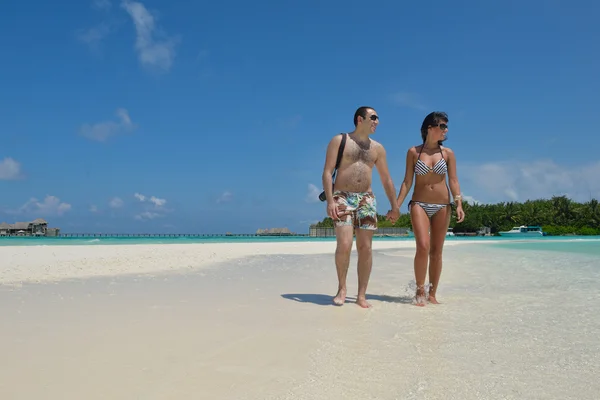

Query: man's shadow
left=280, top=293, right=413, bottom=306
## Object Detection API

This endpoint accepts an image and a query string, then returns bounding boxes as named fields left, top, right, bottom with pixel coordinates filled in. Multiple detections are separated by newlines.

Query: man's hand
left=386, top=208, right=400, bottom=223
left=327, top=201, right=339, bottom=220
left=456, top=206, right=465, bottom=223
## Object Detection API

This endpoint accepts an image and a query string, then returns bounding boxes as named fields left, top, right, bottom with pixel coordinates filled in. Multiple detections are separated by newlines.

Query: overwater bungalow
left=0, top=219, right=60, bottom=237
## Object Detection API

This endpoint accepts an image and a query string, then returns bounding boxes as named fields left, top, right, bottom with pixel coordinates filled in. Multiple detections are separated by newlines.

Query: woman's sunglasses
left=431, top=123, right=448, bottom=130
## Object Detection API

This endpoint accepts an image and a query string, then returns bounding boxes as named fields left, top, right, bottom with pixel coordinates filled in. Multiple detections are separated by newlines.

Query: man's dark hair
left=353, top=106, right=374, bottom=126
left=420, top=111, right=449, bottom=144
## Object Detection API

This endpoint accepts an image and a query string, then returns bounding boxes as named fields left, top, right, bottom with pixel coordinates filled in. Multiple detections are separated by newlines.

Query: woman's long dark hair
left=420, top=111, right=448, bottom=145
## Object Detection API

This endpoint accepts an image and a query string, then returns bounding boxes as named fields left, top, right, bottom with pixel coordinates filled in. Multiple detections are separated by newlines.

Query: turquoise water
left=488, top=238, right=600, bottom=256
left=1, top=234, right=599, bottom=248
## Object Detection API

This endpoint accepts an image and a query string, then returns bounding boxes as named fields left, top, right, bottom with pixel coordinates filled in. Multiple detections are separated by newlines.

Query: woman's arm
left=446, top=147, right=463, bottom=207
left=396, top=147, right=415, bottom=209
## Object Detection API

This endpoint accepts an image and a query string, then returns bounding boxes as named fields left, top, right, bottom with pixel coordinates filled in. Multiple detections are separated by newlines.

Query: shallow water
left=1, top=235, right=599, bottom=246
left=1, top=242, right=598, bottom=399
left=270, top=242, right=600, bottom=399
left=488, top=238, right=600, bottom=256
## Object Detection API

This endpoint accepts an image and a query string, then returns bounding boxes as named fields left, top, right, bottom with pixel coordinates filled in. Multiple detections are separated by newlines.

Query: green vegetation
left=313, top=195, right=600, bottom=236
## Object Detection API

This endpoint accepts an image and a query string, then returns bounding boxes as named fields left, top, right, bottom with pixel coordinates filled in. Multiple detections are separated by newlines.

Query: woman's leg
left=428, top=205, right=452, bottom=303
left=409, top=203, right=431, bottom=306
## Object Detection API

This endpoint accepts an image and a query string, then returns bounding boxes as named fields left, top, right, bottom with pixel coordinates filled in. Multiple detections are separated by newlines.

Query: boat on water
left=446, top=227, right=455, bottom=237
left=498, top=225, right=546, bottom=237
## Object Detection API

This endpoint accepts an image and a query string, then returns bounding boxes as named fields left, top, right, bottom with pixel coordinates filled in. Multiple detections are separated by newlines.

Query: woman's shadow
left=280, top=293, right=413, bottom=306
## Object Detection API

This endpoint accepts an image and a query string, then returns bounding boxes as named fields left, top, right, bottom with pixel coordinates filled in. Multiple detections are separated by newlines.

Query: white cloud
left=109, top=197, right=124, bottom=208
left=121, top=0, right=178, bottom=72
left=89, top=205, right=99, bottom=213
left=460, top=159, right=600, bottom=204
left=134, top=192, right=166, bottom=207
left=80, top=108, right=136, bottom=142
left=149, top=196, right=166, bottom=207
left=8, top=195, right=71, bottom=216
left=217, top=191, right=232, bottom=204
left=77, top=1, right=113, bottom=51
left=133, top=192, right=168, bottom=220
left=461, top=194, right=481, bottom=205
left=390, top=92, right=428, bottom=111
left=77, top=23, right=112, bottom=48
left=0, top=157, right=22, bottom=180
left=305, top=184, right=321, bottom=203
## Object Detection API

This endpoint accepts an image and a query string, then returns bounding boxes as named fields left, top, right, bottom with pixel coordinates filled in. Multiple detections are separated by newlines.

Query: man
left=321, top=106, right=399, bottom=308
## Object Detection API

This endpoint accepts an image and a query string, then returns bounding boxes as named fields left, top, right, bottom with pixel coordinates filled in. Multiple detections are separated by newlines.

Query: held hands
left=386, top=208, right=400, bottom=224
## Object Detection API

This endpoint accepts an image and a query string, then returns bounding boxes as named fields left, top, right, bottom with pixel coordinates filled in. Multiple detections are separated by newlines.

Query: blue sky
left=1, top=0, right=599, bottom=234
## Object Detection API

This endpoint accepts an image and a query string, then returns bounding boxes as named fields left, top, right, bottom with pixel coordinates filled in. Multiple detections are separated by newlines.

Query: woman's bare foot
left=356, top=296, right=371, bottom=308
left=333, top=287, right=346, bottom=306
left=428, top=285, right=440, bottom=304
left=414, top=286, right=427, bottom=307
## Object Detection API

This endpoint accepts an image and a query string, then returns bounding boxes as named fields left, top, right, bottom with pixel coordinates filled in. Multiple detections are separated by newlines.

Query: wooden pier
left=57, top=233, right=308, bottom=238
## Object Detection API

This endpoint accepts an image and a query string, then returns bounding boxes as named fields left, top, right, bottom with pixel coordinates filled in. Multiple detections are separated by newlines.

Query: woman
left=396, top=111, right=465, bottom=306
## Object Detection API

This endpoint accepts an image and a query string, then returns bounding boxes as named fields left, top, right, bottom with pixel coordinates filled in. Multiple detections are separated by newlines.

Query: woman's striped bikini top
left=414, top=145, right=448, bottom=176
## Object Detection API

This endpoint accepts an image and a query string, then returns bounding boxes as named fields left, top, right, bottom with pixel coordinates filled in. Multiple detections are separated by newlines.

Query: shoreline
left=0, top=241, right=418, bottom=287
left=1, top=238, right=596, bottom=287
left=1, top=235, right=598, bottom=250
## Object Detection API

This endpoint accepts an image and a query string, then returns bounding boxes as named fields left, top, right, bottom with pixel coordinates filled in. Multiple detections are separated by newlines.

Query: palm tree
left=581, top=199, right=600, bottom=228
left=551, top=195, right=574, bottom=226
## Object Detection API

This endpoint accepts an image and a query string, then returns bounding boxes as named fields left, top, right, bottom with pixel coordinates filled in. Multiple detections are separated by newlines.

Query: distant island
left=0, top=219, right=60, bottom=237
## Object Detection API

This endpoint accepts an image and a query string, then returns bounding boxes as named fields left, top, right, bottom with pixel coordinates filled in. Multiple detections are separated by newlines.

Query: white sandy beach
left=1, top=240, right=598, bottom=399
left=0, top=240, right=443, bottom=286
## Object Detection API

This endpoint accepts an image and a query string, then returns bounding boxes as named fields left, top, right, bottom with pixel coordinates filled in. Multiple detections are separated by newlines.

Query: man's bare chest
left=343, top=141, right=376, bottom=166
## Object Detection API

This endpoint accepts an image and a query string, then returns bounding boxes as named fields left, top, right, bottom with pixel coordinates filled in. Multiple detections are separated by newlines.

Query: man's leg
left=333, top=225, right=354, bottom=305
left=355, top=228, right=374, bottom=308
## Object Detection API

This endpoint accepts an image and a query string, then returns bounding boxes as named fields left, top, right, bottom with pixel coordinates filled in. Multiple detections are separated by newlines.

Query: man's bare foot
left=356, top=297, right=371, bottom=308
left=428, top=295, right=440, bottom=304
left=333, top=288, right=346, bottom=306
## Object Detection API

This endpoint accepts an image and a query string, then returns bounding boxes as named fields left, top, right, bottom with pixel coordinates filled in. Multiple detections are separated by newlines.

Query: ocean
left=1, top=234, right=600, bottom=252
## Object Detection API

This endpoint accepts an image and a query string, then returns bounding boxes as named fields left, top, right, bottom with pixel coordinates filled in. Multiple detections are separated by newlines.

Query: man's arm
left=321, top=135, right=343, bottom=205
left=374, top=144, right=399, bottom=211
left=396, top=147, right=415, bottom=209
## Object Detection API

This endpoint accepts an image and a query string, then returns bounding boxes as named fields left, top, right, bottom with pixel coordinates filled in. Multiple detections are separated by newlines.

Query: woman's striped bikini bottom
left=408, top=200, right=450, bottom=219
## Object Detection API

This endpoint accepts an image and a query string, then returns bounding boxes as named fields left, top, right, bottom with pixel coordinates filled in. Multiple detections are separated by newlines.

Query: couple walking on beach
left=320, top=106, right=466, bottom=308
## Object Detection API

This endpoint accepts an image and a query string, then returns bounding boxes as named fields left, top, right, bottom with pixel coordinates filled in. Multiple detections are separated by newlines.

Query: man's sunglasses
left=368, top=115, right=379, bottom=121
left=431, top=123, right=448, bottom=130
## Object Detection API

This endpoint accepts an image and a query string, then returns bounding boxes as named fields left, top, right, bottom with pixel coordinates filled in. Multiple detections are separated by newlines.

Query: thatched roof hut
left=13, top=222, right=31, bottom=230
left=0, top=218, right=51, bottom=236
